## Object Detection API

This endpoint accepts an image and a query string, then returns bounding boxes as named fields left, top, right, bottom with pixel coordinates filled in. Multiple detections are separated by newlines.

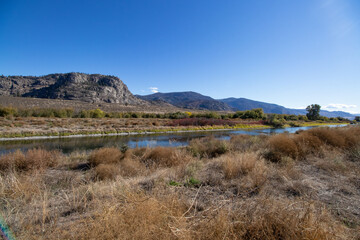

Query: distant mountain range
left=136, top=92, right=232, bottom=111
left=0, top=73, right=356, bottom=118
left=138, top=92, right=356, bottom=119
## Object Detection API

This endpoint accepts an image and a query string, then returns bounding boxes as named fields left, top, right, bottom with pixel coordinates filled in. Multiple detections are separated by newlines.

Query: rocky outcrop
left=0, top=73, right=146, bottom=105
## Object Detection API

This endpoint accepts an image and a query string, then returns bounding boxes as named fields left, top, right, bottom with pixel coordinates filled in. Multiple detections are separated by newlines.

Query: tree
left=355, top=116, right=360, bottom=122
left=306, top=104, right=321, bottom=120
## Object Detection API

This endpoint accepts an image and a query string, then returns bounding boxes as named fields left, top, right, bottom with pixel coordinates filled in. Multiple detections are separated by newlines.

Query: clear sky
left=1, top=0, right=360, bottom=114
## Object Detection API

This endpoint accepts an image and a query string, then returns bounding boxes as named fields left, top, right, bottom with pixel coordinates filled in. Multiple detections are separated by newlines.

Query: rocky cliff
left=0, top=73, right=146, bottom=105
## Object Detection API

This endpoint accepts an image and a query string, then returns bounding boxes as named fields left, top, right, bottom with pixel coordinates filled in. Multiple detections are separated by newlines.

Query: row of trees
left=0, top=104, right=351, bottom=123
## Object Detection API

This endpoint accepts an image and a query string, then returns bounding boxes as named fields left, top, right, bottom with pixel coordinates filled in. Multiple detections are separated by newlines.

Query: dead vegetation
left=0, top=126, right=359, bottom=239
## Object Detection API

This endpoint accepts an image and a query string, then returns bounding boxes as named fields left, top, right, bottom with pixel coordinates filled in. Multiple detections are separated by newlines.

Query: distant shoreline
left=0, top=123, right=348, bottom=142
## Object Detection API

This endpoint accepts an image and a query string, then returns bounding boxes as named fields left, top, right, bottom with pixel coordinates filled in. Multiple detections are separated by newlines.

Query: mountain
left=138, top=92, right=355, bottom=118
left=0, top=73, right=145, bottom=105
left=219, top=97, right=355, bottom=119
left=136, top=91, right=232, bottom=111
left=0, top=74, right=356, bottom=118
left=220, top=97, right=301, bottom=115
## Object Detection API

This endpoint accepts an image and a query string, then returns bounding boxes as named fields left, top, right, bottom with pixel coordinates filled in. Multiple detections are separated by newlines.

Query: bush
left=230, top=135, right=267, bottom=152
left=88, top=147, right=123, bottom=166
left=94, top=164, right=119, bottom=180
left=266, top=114, right=286, bottom=128
left=293, top=132, right=323, bottom=159
left=264, top=134, right=299, bottom=162
left=307, top=128, right=346, bottom=149
left=0, top=149, right=60, bottom=172
left=0, top=106, right=17, bottom=117
left=141, top=147, right=186, bottom=168
left=221, top=152, right=263, bottom=180
left=188, top=137, right=229, bottom=158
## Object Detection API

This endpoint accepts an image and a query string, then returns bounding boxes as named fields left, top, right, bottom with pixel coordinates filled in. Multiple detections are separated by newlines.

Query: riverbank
left=0, top=117, right=348, bottom=140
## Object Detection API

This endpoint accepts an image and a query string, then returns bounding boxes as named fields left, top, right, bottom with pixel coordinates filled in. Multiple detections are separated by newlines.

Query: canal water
left=0, top=124, right=347, bottom=155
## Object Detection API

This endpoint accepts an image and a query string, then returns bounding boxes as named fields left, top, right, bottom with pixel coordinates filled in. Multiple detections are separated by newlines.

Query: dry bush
left=141, top=147, right=189, bottom=168
left=222, top=153, right=259, bottom=179
left=125, top=147, right=147, bottom=160
left=230, top=135, right=267, bottom=152
left=119, top=157, right=147, bottom=177
left=94, top=164, right=120, bottom=180
left=293, top=132, right=323, bottom=159
left=188, top=136, right=229, bottom=158
left=220, top=153, right=268, bottom=191
left=264, top=134, right=299, bottom=162
left=307, top=127, right=346, bottom=149
left=88, top=147, right=123, bottom=166
left=0, top=149, right=61, bottom=173
left=0, top=150, right=25, bottom=172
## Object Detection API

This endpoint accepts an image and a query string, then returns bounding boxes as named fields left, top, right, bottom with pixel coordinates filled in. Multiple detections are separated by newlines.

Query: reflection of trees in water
left=0, top=125, right=345, bottom=155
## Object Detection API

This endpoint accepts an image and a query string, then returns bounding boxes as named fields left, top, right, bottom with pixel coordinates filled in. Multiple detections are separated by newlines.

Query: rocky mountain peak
left=0, top=73, right=146, bottom=105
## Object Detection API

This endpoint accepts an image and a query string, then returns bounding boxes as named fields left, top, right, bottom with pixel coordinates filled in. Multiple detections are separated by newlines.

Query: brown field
left=0, top=117, right=267, bottom=138
left=0, top=126, right=360, bottom=239
left=0, top=117, right=173, bottom=137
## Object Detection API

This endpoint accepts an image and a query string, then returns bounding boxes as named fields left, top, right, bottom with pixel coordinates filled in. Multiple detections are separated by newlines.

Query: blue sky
left=1, top=0, right=360, bottom=114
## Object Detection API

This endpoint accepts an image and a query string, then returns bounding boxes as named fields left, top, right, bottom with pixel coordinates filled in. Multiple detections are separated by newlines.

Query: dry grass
left=1, top=126, right=360, bottom=239
left=88, top=147, right=123, bottom=166
left=230, top=134, right=267, bottom=152
left=94, top=164, right=120, bottom=180
left=141, top=147, right=190, bottom=168
left=221, top=152, right=263, bottom=179
left=0, top=148, right=60, bottom=172
left=264, top=134, right=299, bottom=162
left=188, top=136, right=229, bottom=158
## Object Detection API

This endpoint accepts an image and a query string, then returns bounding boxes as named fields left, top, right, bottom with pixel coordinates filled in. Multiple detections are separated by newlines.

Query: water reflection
left=0, top=124, right=347, bottom=155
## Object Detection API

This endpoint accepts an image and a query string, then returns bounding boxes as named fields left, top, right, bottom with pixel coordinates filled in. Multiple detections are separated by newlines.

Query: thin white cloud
left=293, top=106, right=306, bottom=110
left=323, top=103, right=357, bottom=113
left=149, top=87, right=159, bottom=93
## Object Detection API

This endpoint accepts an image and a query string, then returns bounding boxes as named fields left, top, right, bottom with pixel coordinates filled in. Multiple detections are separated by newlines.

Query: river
left=0, top=124, right=347, bottom=155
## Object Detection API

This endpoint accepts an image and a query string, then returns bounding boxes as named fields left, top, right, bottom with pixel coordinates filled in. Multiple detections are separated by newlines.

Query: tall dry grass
left=0, top=149, right=61, bottom=172
left=0, top=126, right=359, bottom=239
left=188, top=136, right=229, bottom=158
left=88, top=147, right=123, bottom=166
left=40, top=189, right=346, bottom=240
left=264, top=126, right=360, bottom=163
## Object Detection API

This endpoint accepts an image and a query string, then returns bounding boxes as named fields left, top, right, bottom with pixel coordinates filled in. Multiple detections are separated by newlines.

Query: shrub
left=264, top=134, right=299, bottom=162
left=266, top=114, right=286, bottom=128
left=222, top=153, right=258, bottom=179
left=90, top=108, right=106, bottom=118
left=88, top=147, right=123, bottom=166
left=187, top=137, right=229, bottom=158
left=307, top=128, right=346, bottom=149
left=0, top=149, right=60, bottom=173
left=0, top=106, right=17, bottom=117
left=230, top=135, right=267, bottom=152
left=94, top=164, right=119, bottom=180
left=293, top=132, right=323, bottom=159
left=141, top=147, right=186, bottom=168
